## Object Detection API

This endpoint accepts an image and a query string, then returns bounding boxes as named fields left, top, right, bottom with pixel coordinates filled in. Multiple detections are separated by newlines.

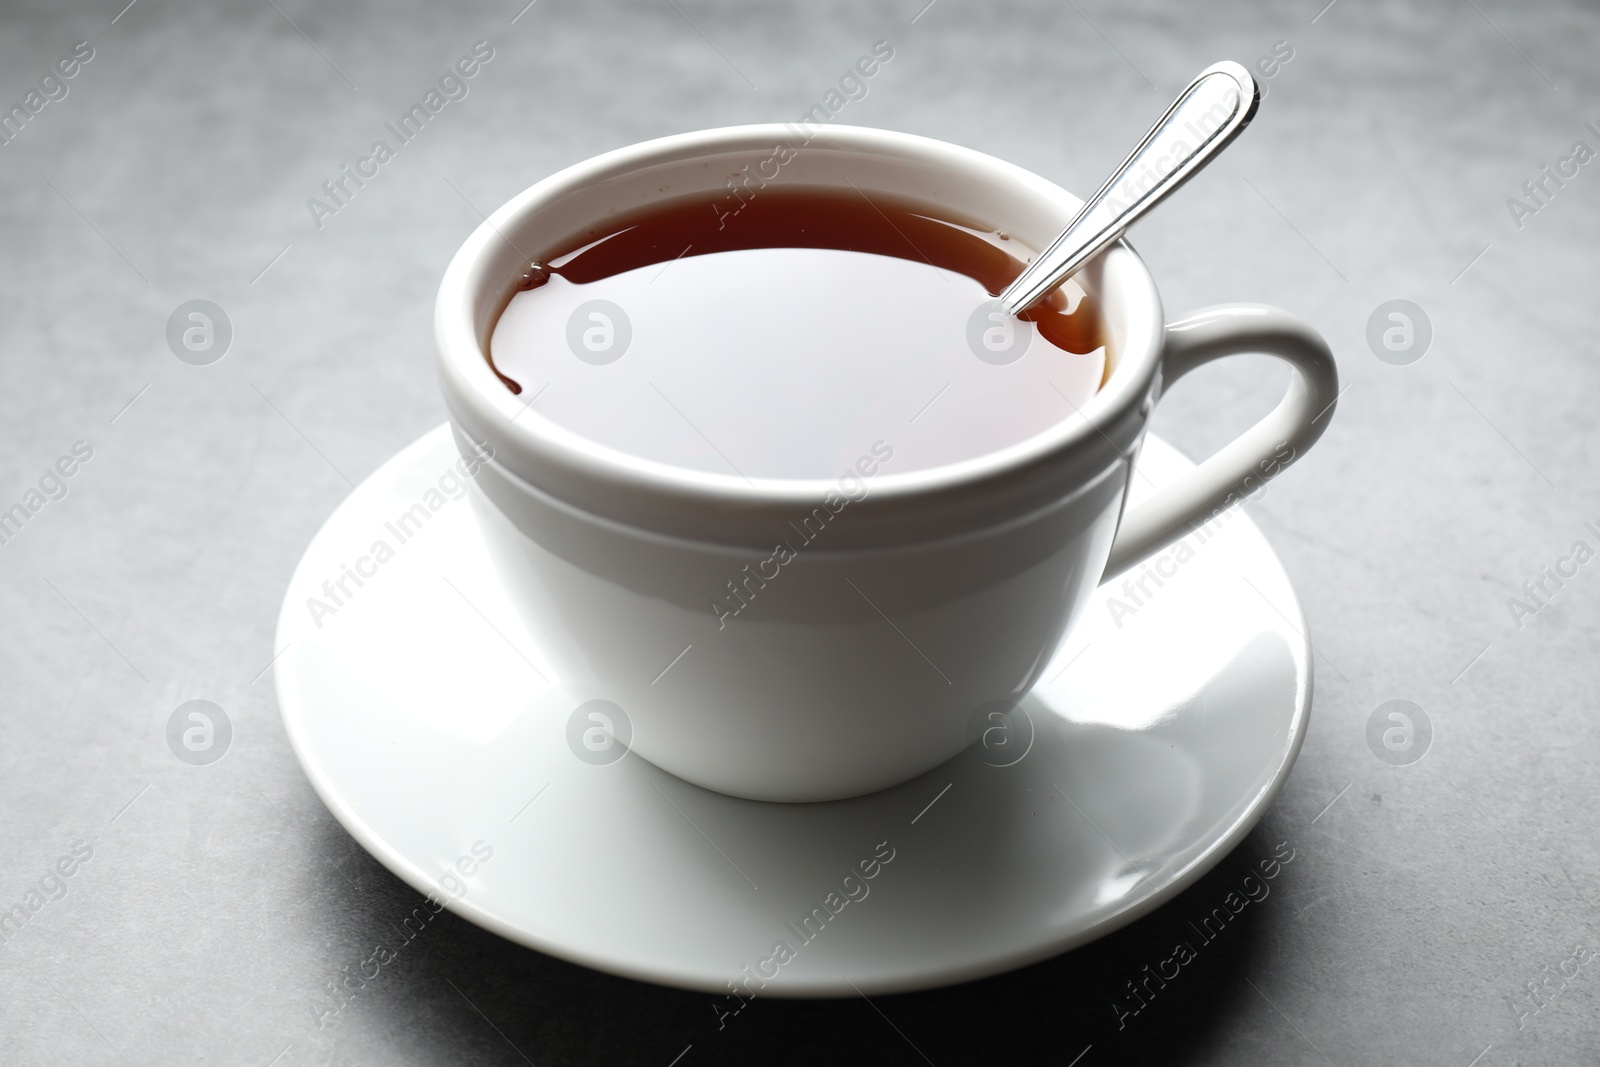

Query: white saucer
left=275, top=425, right=1310, bottom=997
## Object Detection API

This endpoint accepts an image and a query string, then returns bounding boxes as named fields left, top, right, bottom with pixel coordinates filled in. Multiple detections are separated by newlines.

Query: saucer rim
left=275, top=425, right=1312, bottom=997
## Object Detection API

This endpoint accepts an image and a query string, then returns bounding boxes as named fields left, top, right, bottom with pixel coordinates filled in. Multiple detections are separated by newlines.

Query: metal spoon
left=999, top=60, right=1260, bottom=316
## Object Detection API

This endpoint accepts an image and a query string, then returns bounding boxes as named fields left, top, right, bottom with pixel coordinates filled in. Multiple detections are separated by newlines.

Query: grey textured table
left=2, top=0, right=1597, bottom=1063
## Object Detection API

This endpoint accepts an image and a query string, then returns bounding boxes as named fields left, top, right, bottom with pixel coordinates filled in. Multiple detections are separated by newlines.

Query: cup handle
left=1101, top=303, right=1339, bottom=582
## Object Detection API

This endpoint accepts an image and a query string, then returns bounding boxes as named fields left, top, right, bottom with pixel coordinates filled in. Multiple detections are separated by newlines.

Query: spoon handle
left=999, top=60, right=1260, bottom=316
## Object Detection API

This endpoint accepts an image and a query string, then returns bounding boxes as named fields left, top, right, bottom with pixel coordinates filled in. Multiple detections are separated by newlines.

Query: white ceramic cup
left=435, top=124, right=1338, bottom=803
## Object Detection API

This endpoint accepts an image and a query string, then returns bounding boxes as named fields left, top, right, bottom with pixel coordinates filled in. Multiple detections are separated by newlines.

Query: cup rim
left=435, top=123, right=1164, bottom=541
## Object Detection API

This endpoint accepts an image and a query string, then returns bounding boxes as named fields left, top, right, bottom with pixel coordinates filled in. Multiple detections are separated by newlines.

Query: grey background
left=1, top=0, right=1597, bottom=1063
